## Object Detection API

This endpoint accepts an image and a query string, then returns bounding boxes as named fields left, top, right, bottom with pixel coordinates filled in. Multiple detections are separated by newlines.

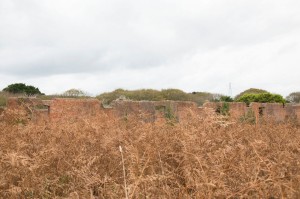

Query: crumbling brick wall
left=49, top=98, right=102, bottom=121
left=228, top=102, right=248, bottom=119
left=250, top=103, right=295, bottom=122
left=173, top=101, right=198, bottom=122
left=5, top=97, right=49, bottom=123
left=7, top=97, right=46, bottom=110
left=293, top=105, right=300, bottom=123
left=111, top=100, right=156, bottom=122
left=111, top=100, right=198, bottom=122
left=203, top=102, right=247, bottom=119
left=263, top=103, right=286, bottom=122
left=4, top=97, right=300, bottom=124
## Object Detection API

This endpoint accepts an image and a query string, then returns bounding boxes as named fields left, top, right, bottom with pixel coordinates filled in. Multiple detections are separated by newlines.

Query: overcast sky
left=0, top=0, right=299, bottom=96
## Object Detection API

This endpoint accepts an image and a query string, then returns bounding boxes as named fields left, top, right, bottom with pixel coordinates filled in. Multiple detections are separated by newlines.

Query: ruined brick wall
left=263, top=103, right=287, bottom=122
left=111, top=100, right=156, bottom=122
left=49, top=98, right=102, bottom=121
left=111, top=100, right=198, bottom=122
left=7, top=97, right=46, bottom=110
left=153, top=101, right=178, bottom=122
left=293, top=105, right=300, bottom=123
left=250, top=103, right=295, bottom=122
left=174, top=101, right=198, bottom=122
left=202, top=102, right=247, bottom=119
left=228, top=103, right=247, bottom=119
left=4, top=97, right=300, bottom=124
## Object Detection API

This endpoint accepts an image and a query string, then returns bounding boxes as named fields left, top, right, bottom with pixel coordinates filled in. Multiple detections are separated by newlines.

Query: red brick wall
left=293, top=105, right=300, bottom=123
left=203, top=102, right=247, bottom=119
left=49, top=98, right=102, bottom=121
left=112, top=100, right=156, bottom=122
left=5, top=97, right=300, bottom=124
left=175, top=101, right=198, bottom=122
left=228, top=103, right=247, bottom=119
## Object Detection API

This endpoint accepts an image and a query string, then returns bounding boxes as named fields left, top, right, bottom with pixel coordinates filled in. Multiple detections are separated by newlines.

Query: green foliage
left=164, top=104, right=177, bottom=121
left=236, top=93, right=286, bottom=105
left=220, top=96, right=234, bottom=102
left=235, top=88, right=269, bottom=100
left=221, top=102, right=230, bottom=116
left=286, top=92, right=300, bottom=103
left=2, top=83, right=43, bottom=96
left=215, top=103, right=230, bottom=116
left=161, top=89, right=190, bottom=101
left=97, top=89, right=217, bottom=105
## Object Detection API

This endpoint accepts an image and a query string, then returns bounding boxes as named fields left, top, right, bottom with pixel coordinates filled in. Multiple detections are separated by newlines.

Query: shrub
left=235, top=88, right=269, bottom=100
left=161, top=89, right=189, bottom=101
left=236, top=93, right=286, bottom=105
left=2, top=83, right=43, bottom=96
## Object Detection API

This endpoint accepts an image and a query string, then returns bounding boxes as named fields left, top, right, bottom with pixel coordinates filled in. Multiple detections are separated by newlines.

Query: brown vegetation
left=0, top=111, right=300, bottom=198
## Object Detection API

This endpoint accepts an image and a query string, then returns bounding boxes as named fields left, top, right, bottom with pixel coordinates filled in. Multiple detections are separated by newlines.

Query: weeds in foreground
left=0, top=112, right=300, bottom=198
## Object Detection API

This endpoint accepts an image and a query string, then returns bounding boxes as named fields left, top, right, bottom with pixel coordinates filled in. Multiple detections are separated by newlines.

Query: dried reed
left=0, top=111, right=300, bottom=198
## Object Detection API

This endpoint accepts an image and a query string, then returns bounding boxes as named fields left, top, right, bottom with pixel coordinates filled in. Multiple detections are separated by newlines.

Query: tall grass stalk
left=119, top=145, right=129, bottom=199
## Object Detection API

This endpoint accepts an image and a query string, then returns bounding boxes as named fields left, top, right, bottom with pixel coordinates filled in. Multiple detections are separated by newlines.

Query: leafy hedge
left=236, top=93, right=286, bottom=105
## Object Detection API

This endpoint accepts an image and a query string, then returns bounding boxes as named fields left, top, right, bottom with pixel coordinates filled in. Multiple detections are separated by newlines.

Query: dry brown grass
left=0, top=111, right=300, bottom=198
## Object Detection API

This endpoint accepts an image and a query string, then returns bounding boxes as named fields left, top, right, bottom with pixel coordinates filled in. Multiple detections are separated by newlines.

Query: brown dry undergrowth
left=0, top=111, right=300, bottom=198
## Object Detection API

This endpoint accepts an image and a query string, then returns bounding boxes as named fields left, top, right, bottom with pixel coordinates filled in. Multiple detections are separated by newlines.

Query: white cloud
left=0, top=0, right=300, bottom=96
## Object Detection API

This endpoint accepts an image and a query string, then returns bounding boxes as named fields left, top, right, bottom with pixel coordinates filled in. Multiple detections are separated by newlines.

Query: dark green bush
left=2, top=83, right=43, bottom=96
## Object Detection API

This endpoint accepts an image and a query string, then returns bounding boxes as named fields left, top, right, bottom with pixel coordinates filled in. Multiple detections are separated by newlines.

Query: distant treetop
left=235, top=88, right=269, bottom=100
left=2, top=83, right=43, bottom=96
left=236, top=93, right=285, bottom=105
left=286, top=92, right=300, bottom=103
left=62, top=89, right=87, bottom=97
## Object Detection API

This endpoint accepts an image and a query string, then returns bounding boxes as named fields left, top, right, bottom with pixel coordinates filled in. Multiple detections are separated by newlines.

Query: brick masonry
left=3, top=97, right=300, bottom=123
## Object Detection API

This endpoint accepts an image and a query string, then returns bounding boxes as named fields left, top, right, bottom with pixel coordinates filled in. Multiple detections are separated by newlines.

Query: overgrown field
left=0, top=113, right=300, bottom=198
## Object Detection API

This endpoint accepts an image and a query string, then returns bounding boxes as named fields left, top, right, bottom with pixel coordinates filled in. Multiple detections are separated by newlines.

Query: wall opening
left=259, top=107, right=265, bottom=116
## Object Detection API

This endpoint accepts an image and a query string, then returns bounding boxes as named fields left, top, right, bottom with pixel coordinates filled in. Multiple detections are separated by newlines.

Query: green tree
left=161, top=89, right=189, bottom=101
left=2, top=83, right=43, bottom=96
left=236, top=93, right=285, bottom=105
left=235, top=88, right=269, bottom=100
left=220, top=95, right=234, bottom=102
left=286, top=92, right=300, bottom=103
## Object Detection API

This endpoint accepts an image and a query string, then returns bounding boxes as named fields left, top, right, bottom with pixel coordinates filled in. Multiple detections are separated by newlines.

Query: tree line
left=1, top=83, right=300, bottom=107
